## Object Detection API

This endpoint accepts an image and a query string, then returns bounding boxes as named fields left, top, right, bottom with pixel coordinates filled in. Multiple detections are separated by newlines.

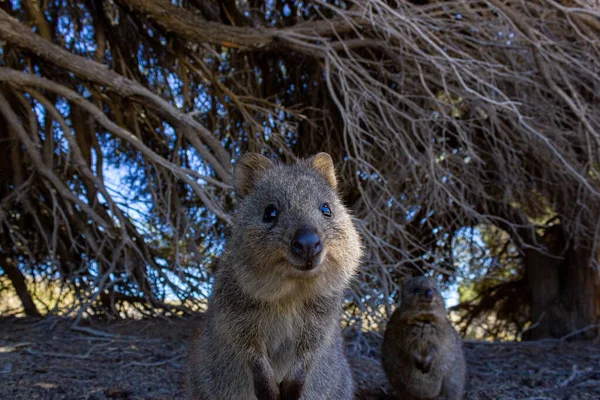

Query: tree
left=0, top=0, right=598, bottom=339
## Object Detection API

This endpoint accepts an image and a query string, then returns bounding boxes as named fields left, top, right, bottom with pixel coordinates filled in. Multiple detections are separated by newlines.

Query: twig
left=559, top=365, right=579, bottom=387
left=559, top=324, right=599, bottom=341
left=70, top=325, right=116, bottom=339
left=26, top=343, right=109, bottom=360
left=125, top=354, right=185, bottom=367
left=0, top=342, right=33, bottom=352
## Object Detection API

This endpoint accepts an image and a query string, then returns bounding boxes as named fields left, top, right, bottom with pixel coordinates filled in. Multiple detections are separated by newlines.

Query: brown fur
left=381, top=277, right=466, bottom=400
left=187, top=153, right=363, bottom=400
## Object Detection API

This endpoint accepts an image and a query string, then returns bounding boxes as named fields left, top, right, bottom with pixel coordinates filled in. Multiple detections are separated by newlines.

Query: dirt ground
left=0, top=317, right=599, bottom=400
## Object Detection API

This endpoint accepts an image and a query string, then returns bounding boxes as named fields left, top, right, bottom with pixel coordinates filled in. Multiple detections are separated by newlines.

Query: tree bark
left=478, top=202, right=598, bottom=340
left=1, top=258, right=41, bottom=317
left=115, top=0, right=355, bottom=49
left=524, top=225, right=598, bottom=340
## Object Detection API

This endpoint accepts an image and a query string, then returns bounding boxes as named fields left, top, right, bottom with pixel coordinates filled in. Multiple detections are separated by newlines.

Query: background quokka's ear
left=233, top=153, right=272, bottom=198
left=310, top=152, right=337, bottom=189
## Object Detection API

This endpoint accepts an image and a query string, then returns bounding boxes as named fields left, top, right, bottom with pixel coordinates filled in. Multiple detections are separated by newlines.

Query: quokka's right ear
left=233, top=153, right=272, bottom=198
left=310, top=152, right=337, bottom=189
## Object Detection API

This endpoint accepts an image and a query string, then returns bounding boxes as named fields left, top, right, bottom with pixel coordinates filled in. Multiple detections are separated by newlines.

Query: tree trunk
left=524, top=225, right=598, bottom=340
left=1, top=258, right=41, bottom=317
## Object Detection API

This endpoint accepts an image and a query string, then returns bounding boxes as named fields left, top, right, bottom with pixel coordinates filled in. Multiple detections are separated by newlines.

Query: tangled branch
left=0, top=0, right=598, bottom=334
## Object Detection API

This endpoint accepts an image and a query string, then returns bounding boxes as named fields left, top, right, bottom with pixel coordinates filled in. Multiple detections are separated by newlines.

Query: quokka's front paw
left=251, top=357, right=280, bottom=400
left=280, top=378, right=305, bottom=400
left=254, top=380, right=280, bottom=400
left=280, top=363, right=306, bottom=400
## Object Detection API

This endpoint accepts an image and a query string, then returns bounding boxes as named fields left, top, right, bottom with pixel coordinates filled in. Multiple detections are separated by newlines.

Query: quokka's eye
left=320, top=203, right=332, bottom=218
left=263, top=204, right=278, bottom=223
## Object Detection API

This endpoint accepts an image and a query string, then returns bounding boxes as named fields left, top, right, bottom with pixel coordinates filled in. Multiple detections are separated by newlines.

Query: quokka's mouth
left=288, top=265, right=321, bottom=280
left=287, top=250, right=326, bottom=273
left=416, top=299, right=437, bottom=309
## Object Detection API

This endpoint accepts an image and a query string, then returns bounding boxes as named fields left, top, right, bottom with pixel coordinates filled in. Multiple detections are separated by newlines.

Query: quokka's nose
left=423, top=289, right=434, bottom=301
left=291, top=227, right=322, bottom=261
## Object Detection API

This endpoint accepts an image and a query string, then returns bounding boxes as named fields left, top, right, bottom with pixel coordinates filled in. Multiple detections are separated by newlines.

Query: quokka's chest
left=263, top=308, right=304, bottom=349
left=408, top=321, right=441, bottom=340
left=262, top=311, right=305, bottom=378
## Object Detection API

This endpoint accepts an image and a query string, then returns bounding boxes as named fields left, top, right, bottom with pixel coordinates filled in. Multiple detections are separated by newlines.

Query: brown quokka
left=381, top=277, right=466, bottom=400
left=187, top=153, right=363, bottom=400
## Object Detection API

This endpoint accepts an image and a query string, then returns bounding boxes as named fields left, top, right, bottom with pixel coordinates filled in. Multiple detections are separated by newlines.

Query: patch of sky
left=264, top=126, right=273, bottom=141
left=253, top=67, right=263, bottom=84
left=57, top=10, right=75, bottom=47
left=77, top=85, right=92, bottom=99
left=33, top=99, right=46, bottom=128
left=216, top=102, right=227, bottom=118
left=155, top=68, right=166, bottom=86
left=265, top=0, right=276, bottom=21
left=90, top=147, right=99, bottom=175
left=194, top=90, right=212, bottom=114
left=65, top=175, right=91, bottom=206
left=405, top=205, right=421, bottom=222
left=160, top=122, right=177, bottom=148
left=442, top=226, right=489, bottom=306
left=419, top=210, right=434, bottom=225
left=278, top=60, right=288, bottom=79
left=138, top=44, right=150, bottom=75
left=29, top=64, right=41, bottom=77
left=104, top=48, right=113, bottom=66
left=283, top=4, right=292, bottom=17
left=73, top=6, right=97, bottom=54
left=162, top=268, right=213, bottom=303
left=88, top=261, right=99, bottom=278
left=51, top=104, right=71, bottom=155
left=356, top=169, right=368, bottom=181
left=166, top=72, right=184, bottom=108
left=55, top=97, right=71, bottom=117
left=102, top=156, right=151, bottom=234
left=185, top=148, right=212, bottom=184
left=452, top=226, right=487, bottom=269
left=155, top=258, right=168, bottom=268
left=443, top=284, right=459, bottom=307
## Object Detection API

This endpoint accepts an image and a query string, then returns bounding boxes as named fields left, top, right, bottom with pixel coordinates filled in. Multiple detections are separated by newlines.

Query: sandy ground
left=0, top=316, right=599, bottom=399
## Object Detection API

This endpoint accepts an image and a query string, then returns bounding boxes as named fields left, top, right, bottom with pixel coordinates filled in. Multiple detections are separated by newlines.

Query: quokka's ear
left=310, top=152, right=337, bottom=189
left=233, top=153, right=272, bottom=198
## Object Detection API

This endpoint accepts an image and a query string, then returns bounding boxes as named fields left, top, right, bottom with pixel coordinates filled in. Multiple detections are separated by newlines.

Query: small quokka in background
left=187, top=152, right=363, bottom=400
left=381, top=277, right=466, bottom=400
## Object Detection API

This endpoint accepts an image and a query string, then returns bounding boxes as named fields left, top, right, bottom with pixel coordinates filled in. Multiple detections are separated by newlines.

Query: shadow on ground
left=1, top=317, right=599, bottom=399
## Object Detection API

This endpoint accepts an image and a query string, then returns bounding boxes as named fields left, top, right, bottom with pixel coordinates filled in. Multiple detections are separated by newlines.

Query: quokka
left=187, top=152, right=363, bottom=400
